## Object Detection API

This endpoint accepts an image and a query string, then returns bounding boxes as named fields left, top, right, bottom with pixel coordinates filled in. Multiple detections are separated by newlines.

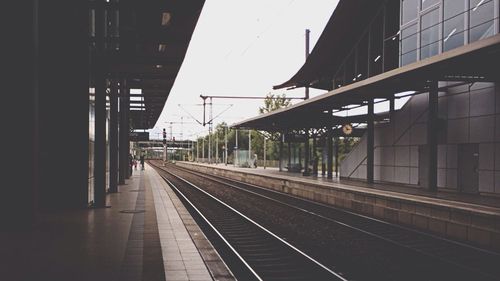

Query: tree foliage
left=259, top=93, right=292, bottom=114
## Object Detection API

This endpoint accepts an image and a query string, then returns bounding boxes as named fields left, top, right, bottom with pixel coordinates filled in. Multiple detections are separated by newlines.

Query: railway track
left=151, top=163, right=346, bottom=281
left=150, top=161, right=500, bottom=280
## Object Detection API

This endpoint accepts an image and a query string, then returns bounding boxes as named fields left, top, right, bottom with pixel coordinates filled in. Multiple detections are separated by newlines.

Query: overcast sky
left=151, top=0, right=340, bottom=140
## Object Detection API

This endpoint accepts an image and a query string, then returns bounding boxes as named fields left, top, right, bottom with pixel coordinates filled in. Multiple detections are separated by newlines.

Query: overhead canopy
left=98, top=0, right=204, bottom=129
left=273, top=0, right=385, bottom=91
left=234, top=34, right=500, bottom=131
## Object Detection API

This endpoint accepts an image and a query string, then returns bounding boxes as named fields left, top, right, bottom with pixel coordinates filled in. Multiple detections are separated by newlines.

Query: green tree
left=259, top=93, right=292, bottom=114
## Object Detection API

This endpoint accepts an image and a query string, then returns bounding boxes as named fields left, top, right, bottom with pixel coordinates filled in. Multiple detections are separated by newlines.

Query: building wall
left=340, top=82, right=500, bottom=195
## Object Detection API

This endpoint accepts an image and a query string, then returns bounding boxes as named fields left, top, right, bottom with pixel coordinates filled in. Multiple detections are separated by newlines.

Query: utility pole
left=208, top=97, right=213, bottom=164
left=202, top=137, right=205, bottom=162
left=225, top=126, right=228, bottom=166
left=215, top=131, right=219, bottom=164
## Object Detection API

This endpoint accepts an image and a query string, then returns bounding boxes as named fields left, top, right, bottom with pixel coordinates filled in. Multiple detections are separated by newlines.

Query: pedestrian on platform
left=129, top=153, right=133, bottom=175
left=140, top=154, right=145, bottom=170
left=133, top=158, right=137, bottom=170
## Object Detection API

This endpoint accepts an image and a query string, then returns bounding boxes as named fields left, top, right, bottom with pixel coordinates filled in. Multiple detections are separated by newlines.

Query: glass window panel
left=421, top=25, right=439, bottom=49
left=444, top=30, right=465, bottom=51
left=443, top=15, right=465, bottom=51
left=421, top=0, right=439, bottom=10
left=470, top=20, right=495, bottom=42
left=444, top=0, right=466, bottom=19
left=401, top=24, right=418, bottom=54
left=421, top=10, right=439, bottom=39
left=470, top=0, right=494, bottom=29
left=421, top=8, right=439, bottom=30
left=421, top=41, right=439, bottom=59
left=470, top=0, right=493, bottom=26
left=402, top=0, right=419, bottom=24
left=469, top=0, right=495, bottom=42
left=402, top=50, right=418, bottom=65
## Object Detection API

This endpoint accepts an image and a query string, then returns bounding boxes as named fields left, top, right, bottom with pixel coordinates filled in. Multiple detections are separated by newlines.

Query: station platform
left=176, top=161, right=500, bottom=251
left=0, top=163, right=233, bottom=281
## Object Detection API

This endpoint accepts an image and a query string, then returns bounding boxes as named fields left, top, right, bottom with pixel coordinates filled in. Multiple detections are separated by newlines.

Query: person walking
left=129, top=153, right=133, bottom=175
left=140, top=154, right=145, bottom=170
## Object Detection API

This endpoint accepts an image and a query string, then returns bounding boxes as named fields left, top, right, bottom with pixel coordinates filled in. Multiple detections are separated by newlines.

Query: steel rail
left=163, top=162, right=500, bottom=280
left=152, top=163, right=347, bottom=281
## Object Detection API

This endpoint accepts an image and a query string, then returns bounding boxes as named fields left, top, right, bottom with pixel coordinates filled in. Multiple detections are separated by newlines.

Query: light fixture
left=155, top=64, right=163, bottom=69
left=130, top=89, right=142, bottom=95
left=444, top=28, right=456, bottom=42
left=162, top=12, right=172, bottom=26
left=473, top=0, right=485, bottom=11
left=374, top=55, right=381, bottom=62
left=158, top=44, right=167, bottom=52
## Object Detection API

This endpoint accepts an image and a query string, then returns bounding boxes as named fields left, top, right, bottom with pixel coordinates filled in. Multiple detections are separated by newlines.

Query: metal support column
left=303, top=130, right=310, bottom=176
left=322, top=136, right=327, bottom=176
left=367, top=99, right=374, bottom=184
left=263, top=136, right=267, bottom=169
left=235, top=129, right=238, bottom=166
left=248, top=129, right=252, bottom=163
left=124, top=85, right=131, bottom=179
left=109, top=79, right=119, bottom=193
left=327, top=125, right=334, bottom=179
left=390, top=96, right=395, bottom=115
left=93, top=4, right=107, bottom=207
left=225, top=127, right=228, bottom=165
left=312, top=135, right=318, bottom=175
left=118, top=79, right=128, bottom=185
left=279, top=132, right=284, bottom=172
left=288, top=137, right=292, bottom=171
left=335, top=137, right=340, bottom=178
left=427, top=81, right=438, bottom=191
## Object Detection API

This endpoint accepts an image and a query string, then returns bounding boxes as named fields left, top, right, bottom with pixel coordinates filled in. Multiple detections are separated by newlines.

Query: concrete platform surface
left=0, top=164, right=233, bottom=281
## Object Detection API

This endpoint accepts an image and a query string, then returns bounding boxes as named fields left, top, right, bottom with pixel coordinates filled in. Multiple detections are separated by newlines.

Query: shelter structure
left=234, top=0, right=500, bottom=196
left=7, top=0, right=204, bottom=225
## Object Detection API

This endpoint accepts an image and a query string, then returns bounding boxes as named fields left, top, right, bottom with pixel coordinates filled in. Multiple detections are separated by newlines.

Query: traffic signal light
left=162, top=128, right=166, bottom=145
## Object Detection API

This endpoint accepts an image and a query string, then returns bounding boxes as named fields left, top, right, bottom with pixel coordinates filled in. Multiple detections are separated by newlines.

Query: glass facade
left=443, top=0, right=466, bottom=51
left=400, top=0, right=499, bottom=66
left=330, top=0, right=498, bottom=90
